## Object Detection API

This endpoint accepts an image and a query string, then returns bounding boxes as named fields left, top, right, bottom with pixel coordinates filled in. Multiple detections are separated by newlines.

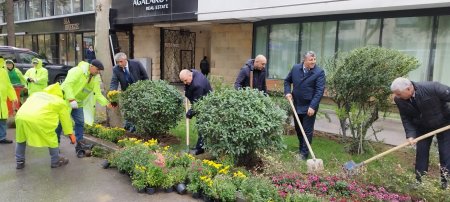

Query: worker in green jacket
left=15, top=83, right=75, bottom=169
left=24, top=58, right=48, bottom=95
left=57, top=59, right=111, bottom=154
left=5, top=59, right=26, bottom=86
left=0, top=62, right=17, bottom=144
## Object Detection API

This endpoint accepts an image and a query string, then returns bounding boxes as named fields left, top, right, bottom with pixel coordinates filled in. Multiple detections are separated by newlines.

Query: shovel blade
left=343, top=160, right=358, bottom=171
left=307, top=159, right=324, bottom=173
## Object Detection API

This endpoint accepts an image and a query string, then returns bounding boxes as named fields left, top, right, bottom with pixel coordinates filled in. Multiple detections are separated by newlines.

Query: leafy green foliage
left=120, top=80, right=183, bottom=136
left=194, top=88, right=286, bottom=166
left=240, top=176, right=283, bottom=202
left=208, top=175, right=238, bottom=202
left=325, top=46, right=419, bottom=154
left=109, top=144, right=154, bottom=174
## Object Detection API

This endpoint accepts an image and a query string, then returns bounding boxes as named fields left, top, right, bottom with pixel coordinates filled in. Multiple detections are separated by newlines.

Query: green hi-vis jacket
left=0, top=68, right=17, bottom=119
left=5, top=60, right=26, bottom=85
left=24, top=58, right=48, bottom=95
left=61, top=61, right=109, bottom=125
left=15, top=83, right=73, bottom=148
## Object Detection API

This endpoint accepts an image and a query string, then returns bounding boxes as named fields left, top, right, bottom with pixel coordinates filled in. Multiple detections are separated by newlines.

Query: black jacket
left=110, top=60, right=149, bottom=91
left=395, top=81, right=450, bottom=138
left=185, top=70, right=212, bottom=104
left=234, top=59, right=267, bottom=94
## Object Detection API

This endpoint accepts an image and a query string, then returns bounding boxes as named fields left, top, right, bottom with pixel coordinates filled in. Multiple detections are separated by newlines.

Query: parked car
left=0, top=46, right=73, bottom=84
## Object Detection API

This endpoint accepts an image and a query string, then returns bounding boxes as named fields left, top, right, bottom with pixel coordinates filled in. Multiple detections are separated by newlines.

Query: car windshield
left=18, top=51, right=50, bottom=64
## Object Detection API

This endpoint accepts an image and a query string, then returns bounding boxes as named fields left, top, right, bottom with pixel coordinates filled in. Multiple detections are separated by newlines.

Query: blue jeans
left=0, top=119, right=6, bottom=140
left=15, top=142, right=60, bottom=164
left=56, top=108, right=84, bottom=142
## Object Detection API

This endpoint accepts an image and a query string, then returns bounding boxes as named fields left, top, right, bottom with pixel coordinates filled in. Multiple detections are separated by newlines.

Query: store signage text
left=133, top=0, right=169, bottom=11
left=63, top=18, right=80, bottom=31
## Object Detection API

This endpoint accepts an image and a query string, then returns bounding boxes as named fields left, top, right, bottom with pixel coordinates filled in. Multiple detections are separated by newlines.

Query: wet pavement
left=0, top=128, right=200, bottom=202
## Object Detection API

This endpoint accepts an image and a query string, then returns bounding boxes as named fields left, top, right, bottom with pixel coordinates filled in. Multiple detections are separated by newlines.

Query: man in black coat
left=391, top=77, right=450, bottom=190
left=179, top=69, right=212, bottom=155
left=200, top=56, right=210, bottom=77
left=234, top=55, right=267, bottom=94
left=110, top=52, right=149, bottom=91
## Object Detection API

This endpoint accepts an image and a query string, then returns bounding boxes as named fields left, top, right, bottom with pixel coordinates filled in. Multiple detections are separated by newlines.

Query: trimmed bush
left=120, top=80, right=184, bottom=136
left=195, top=88, right=286, bottom=166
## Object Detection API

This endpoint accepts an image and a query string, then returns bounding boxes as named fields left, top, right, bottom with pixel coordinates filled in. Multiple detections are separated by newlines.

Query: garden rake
left=343, top=124, right=450, bottom=175
left=288, top=98, right=324, bottom=173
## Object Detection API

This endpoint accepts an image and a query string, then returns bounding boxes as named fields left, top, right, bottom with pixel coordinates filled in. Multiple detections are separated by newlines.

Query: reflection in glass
left=83, top=0, right=95, bottom=11
left=24, top=35, right=33, bottom=50
left=268, top=23, right=299, bottom=79
left=55, top=0, right=71, bottom=15
left=14, top=0, right=26, bottom=21
left=301, top=21, right=337, bottom=65
left=16, top=36, right=24, bottom=48
left=254, top=26, right=268, bottom=57
left=433, top=15, right=450, bottom=86
left=59, top=34, right=67, bottom=64
left=383, top=17, right=432, bottom=82
left=338, top=19, right=380, bottom=52
left=28, top=0, right=42, bottom=19
left=44, top=0, right=55, bottom=17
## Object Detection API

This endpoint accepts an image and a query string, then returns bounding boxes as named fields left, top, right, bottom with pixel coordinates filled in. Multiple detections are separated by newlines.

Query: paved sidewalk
left=314, top=109, right=406, bottom=146
left=0, top=128, right=200, bottom=202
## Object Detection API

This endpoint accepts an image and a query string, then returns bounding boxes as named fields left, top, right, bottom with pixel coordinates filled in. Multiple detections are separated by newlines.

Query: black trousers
left=293, top=113, right=316, bottom=157
left=415, top=128, right=450, bottom=183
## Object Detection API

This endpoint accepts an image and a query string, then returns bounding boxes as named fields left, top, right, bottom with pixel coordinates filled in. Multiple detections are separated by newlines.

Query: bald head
left=179, top=69, right=193, bottom=85
left=254, top=55, right=267, bottom=70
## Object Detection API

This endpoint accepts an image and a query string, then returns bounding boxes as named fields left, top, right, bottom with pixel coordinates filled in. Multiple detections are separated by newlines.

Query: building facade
left=198, top=0, right=450, bottom=87
left=0, top=0, right=97, bottom=66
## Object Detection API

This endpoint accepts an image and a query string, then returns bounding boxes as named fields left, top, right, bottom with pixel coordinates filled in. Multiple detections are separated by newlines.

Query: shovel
left=344, top=124, right=450, bottom=174
left=288, top=98, right=324, bottom=173
left=184, top=96, right=190, bottom=153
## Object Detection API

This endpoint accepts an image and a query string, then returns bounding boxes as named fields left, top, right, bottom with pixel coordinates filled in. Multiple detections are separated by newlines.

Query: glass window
left=44, top=0, right=55, bottom=17
left=433, top=15, right=450, bottom=86
left=38, top=35, right=45, bottom=56
left=73, top=0, right=81, bottom=13
left=28, top=0, right=42, bottom=19
left=382, top=17, right=433, bottom=82
left=55, top=0, right=71, bottom=15
left=0, top=9, right=4, bottom=24
left=24, top=35, right=33, bottom=50
left=83, top=0, right=95, bottom=11
left=14, top=0, right=26, bottom=21
left=338, top=19, right=381, bottom=52
left=0, top=37, right=5, bottom=46
left=16, top=36, right=24, bottom=48
left=301, top=21, right=337, bottom=65
left=0, top=50, right=17, bottom=62
left=59, top=33, right=68, bottom=64
left=45, top=34, right=57, bottom=63
left=254, top=26, right=268, bottom=56
left=268, top=23, right=300, bottom=79
left=18, top=52, right=38, bottom=64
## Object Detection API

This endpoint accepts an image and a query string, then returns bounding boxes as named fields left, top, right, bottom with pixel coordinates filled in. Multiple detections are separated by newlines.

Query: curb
left=83, top=134, right=120, bottom=152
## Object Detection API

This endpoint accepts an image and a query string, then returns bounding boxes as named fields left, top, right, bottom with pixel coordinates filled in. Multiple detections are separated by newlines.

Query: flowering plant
left=107, top=90, right=121, bottom=106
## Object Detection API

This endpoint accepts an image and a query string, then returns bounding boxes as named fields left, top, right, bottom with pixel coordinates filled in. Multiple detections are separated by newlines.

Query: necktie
left=124, top=68, right=133, bottom=84
left=410, top=97, right=419, bottom=111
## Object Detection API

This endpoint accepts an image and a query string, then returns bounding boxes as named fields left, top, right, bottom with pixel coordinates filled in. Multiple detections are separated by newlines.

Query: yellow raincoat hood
left=0, top=57, right=5, bottom=68
left=25, top=58, right=48, bottom=95
left=32, top=58, right=43, bottom=69
left=43, top=83, right=64, bottom=99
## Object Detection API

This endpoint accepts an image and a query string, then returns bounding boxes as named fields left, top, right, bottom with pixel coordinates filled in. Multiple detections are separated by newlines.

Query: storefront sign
left=64, top=18, right=80, bottom=31
left=133, top=0, right=169, bottom=11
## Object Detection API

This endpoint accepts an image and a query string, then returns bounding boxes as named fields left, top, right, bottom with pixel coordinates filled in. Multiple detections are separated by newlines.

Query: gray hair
left=114, top=52, right=127, bottom=61
left=303, top=51, right=316, bottom=60
left=390, top=77, right=412, bottom=92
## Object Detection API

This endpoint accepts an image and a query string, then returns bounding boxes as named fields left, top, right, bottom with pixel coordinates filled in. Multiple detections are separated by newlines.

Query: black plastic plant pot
left=175, top=183, right=187, bottom=194
left=137, top=188, right=146, bottom=193
left=101, top=160, right=110, bottom=169
left=164, top=186, right=174, bottom=193
left=192, top=192, right=202, bottom=199
left=146, top=187, right=156, bottom=195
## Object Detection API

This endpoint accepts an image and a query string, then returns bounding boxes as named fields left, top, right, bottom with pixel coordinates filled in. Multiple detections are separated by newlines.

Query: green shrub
left=109, top=144, right=155, bottom=174
left=240, top=176, right=282, bottom=202
left=285, top=192, right=322, bottom=202
left=195, top=88, right=286, bottom=166
left=91, top=146, right=109, bottom=158
left=120, top=80, right=183, bottom=136
left=170, top=166, right=188, bottom=184
left=207, top=175, right=237, bottom=202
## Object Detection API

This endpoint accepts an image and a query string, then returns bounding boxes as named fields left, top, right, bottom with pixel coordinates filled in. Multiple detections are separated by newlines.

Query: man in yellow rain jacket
left=57, top=59, right=111, bottom=154
left=0, top=59, right=17, bottom=144
left=24, top=58, right=48, bottom=95
left=15, top=83, right=75, bottom=169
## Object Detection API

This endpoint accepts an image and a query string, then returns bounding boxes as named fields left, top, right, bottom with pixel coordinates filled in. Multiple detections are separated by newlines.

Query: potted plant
left=161, top=172, right=175, bottom=193
left=145, top=164, right=164, bottom=194
left=131, top=165, right=147, bottom=193
left=107, top=90, right=121, bottom=107
left=171, top=166, right=188, bottom=194
left=208, top=175, right=237, bottom=202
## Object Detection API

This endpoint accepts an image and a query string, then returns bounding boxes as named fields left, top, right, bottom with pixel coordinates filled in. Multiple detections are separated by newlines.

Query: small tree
left=325, top=46, right=418, bottom=154
left=120, top=80, right=183, bottom=136
left=195, top=88, right=286, bottom=167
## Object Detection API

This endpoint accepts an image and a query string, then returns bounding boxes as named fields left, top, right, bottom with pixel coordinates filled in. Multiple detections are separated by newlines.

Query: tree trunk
left=95, top=0, right=123, bottom=127
left=6, top=0, right=15, bottom=46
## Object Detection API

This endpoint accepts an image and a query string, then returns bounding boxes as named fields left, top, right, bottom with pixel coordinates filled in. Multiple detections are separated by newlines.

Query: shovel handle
left=249, top=71, right=253, bottom=89
left=288, top=98, right=317, bottom=159
left=362, top=124, right=450, bottom=165
left=185, top=97, right=190, bottom=147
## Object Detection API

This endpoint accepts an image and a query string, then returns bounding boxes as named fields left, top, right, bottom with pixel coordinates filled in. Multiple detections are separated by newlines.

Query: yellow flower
left=233, top=171, right=247, bottom=178
left=163, top=146, right=170, bottom=151
left=218, top=165, right=230, bottom=174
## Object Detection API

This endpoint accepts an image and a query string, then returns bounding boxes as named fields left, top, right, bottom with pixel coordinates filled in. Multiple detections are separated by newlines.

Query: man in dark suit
left=234, top=55, right=267, bottom=94
left=110, top=52, right=149, bottom=91
left=179, top=69, right=212, bottom=155
left=284, top=51, right=326, bottom=160
left=110, top=52, right=149, bottom=132
left=391, top=77, right=450, bottom=190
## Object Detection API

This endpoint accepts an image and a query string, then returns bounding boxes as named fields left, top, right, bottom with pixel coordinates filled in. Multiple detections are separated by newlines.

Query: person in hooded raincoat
left=0, top=57, right=18, bottom=144
left=5, top=59, right=26, bottom=113
left=15, top=83, right=75, bottom=169
left=24, top=58, right=48, bottom=96
left=57, top=59, right=111, bottom=152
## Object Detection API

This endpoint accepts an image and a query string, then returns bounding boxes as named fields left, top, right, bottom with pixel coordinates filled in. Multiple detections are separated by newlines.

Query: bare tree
left=95, top=0, right=123, bottom=127
left=6, top=0, right=14, bottom=46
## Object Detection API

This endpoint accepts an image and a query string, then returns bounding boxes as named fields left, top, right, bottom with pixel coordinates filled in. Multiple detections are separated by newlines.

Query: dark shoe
left=441, top=182, right=448, bottom=190
left=298, top=153, right=308, bottom=161
left=0, top=139, right=13, bottom=144
left=51, top=157, right=69, bottom=168
left=190, top=148, right=205, bottom=155
left=16, top=161, right=25, bottom=169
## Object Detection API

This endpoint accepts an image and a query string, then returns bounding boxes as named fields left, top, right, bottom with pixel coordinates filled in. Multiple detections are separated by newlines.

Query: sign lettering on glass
left=133, top=0, right=169, bottom=11
left=63, top=18, right=80, bottom=31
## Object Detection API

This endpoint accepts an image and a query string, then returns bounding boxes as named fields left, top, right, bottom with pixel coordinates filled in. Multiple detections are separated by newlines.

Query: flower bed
left=84, top=124, right=126, bottom=143
left=272, top=173, right=411, bottom=202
